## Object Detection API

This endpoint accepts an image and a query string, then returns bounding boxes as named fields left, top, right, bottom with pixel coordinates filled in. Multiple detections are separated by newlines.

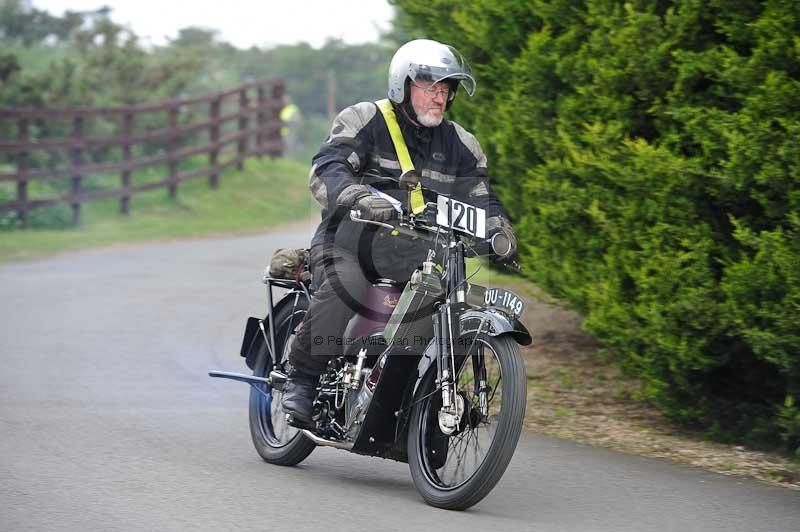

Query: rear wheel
left=249, top=296, right=316, bottom=466
left=408, top=334, right=526, bottom=510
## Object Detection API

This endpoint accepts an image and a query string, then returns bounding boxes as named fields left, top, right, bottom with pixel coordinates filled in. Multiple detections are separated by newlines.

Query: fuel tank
left=342, top=279, right=403, bottom=356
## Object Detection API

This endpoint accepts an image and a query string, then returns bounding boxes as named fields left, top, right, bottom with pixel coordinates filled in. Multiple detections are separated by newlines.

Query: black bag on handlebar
left=265, top=248, right=311, bottom=282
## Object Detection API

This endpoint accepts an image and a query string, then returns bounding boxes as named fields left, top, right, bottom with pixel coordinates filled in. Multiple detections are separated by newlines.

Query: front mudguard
left=411, top=307, right=532, bottom=398
left=458, top=308, right=532, bottom=346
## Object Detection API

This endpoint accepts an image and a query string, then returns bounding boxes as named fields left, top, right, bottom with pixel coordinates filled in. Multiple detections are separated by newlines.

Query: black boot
left=281, top=370, right=318, bottom=429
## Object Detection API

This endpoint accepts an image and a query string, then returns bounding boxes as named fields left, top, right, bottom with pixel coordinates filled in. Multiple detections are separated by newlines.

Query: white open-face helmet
left=387, top=39, right=476, bottom=105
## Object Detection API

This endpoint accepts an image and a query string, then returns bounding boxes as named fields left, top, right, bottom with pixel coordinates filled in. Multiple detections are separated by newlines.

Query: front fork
left=433, top=238, right=492, bottom=435
left=433, top=303, right=489, bottom=435
left=432, top=307, right=453, bottom=403
left=473, top=344, right=489, bottom=418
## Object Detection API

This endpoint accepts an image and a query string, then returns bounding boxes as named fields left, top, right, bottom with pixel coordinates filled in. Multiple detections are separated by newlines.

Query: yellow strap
left=409, top=183, right=425, bottom=215
left=375, top=99, right=414, bottom=174
left=375, top=99, right=425, bottom=215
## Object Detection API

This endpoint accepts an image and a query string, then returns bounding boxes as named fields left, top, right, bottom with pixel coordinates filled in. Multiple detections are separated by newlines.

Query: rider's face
left=409, top=80, right=448, bottom=127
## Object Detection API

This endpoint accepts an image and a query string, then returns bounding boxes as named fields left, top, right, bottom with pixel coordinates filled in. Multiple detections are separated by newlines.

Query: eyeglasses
left=412, top=82, right=450, bottom=98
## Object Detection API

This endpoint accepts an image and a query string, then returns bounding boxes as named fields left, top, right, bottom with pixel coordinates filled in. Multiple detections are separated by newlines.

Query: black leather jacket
left=308, top=100, right=511, bottom=282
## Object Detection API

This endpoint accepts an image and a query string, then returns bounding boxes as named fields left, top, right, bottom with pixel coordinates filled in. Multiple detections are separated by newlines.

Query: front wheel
left=408, top=334, right=526, bottom=510
left=249, top=296, right=316, bottom=466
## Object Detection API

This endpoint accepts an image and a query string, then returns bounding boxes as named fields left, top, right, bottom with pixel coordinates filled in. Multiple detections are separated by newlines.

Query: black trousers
left=288, top=245, right=384, bottom=376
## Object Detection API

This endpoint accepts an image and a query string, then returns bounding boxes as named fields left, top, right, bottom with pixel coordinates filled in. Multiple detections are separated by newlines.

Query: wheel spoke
left=420, top=338, right=506, bottom=490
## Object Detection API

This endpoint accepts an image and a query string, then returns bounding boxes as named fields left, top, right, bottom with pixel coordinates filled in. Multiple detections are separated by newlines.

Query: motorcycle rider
left=282, top=39, right=518, bottom=427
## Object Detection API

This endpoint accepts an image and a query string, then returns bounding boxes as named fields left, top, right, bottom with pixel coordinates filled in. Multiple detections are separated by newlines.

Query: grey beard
left=416, top=109, right=444, bottom=127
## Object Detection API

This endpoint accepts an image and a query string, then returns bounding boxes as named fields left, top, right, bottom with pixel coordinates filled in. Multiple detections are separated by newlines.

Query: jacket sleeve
left=308, top=102, right=377, bottom=211
left=450, top=122, right=509, bottom=228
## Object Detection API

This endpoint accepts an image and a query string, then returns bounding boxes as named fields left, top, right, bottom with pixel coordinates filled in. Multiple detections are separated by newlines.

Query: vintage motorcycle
left=210, top=193, right=531, bottom=510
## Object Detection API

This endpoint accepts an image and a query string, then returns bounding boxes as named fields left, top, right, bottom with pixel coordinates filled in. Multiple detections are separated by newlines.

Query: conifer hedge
left=394, top=0, right=800, bottom=453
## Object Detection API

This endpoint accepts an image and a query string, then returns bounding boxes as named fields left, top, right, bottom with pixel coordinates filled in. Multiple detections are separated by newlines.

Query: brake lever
left=349, top=209, right=445, bottom=244
left=349, top=209, right=396, bottom=230
left=504, top=259, right=522, bottom=273
left=490, top=253, right=522, bottom=273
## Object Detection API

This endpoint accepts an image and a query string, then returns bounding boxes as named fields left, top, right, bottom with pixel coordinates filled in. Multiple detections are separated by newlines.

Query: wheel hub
left=437, top=393, right=465, bottom=435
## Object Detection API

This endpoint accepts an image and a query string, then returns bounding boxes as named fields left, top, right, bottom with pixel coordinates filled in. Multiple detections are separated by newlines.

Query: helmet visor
left=408, top=45, right=476, bottom=97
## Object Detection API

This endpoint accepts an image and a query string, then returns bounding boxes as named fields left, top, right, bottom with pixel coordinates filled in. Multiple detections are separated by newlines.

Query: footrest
left=286, top=413, right=317, bottom=431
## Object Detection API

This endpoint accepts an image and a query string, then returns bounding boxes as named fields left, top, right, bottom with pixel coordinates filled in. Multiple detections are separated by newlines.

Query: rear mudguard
left=411, top=307, right=532, bottom=398
left=241, top=289, right=308, bottom=370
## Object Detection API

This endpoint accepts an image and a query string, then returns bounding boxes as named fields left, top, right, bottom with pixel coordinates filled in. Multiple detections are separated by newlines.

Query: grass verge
left=0, top=157, right=318, bottom=262
left=486, top=273, right=800, bottom=489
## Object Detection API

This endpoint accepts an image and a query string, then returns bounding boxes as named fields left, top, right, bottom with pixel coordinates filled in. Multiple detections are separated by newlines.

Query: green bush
left=394, top=0, right=800, bottom=452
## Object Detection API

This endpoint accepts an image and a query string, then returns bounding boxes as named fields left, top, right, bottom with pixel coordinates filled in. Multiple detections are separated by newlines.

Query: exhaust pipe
left=300, top=430, right=353, bottom=450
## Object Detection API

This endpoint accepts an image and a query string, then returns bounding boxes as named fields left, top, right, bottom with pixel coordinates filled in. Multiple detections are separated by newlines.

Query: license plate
left=437, top=195, right=486, bottom=238
left=484, top=288, right=525, bottom=317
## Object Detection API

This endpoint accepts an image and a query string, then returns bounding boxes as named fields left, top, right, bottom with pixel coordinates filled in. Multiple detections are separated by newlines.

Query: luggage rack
left=260, top=276, right=312, bottom=361
left=210, top=275, right=311, bottom=387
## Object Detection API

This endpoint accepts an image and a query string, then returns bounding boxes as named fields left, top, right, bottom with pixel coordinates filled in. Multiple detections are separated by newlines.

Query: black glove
left=337, top=184, right=397, bottom=222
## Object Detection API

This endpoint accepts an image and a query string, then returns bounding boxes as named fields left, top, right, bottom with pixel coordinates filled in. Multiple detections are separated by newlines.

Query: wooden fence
left=0, top=78, right=285, bottom=227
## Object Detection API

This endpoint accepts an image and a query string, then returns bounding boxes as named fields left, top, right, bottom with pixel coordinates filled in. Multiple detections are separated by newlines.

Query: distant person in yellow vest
left=280, top=98, right=302, bottom=155
left=281, top=39, right=518, bottom=426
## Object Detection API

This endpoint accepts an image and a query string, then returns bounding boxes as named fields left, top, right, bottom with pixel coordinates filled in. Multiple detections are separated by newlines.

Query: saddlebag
left=265, top=248, right=311, bottom=282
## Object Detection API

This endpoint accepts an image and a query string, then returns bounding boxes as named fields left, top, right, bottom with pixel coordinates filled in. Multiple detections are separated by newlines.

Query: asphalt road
left=1, top=226, right=798, bottom=532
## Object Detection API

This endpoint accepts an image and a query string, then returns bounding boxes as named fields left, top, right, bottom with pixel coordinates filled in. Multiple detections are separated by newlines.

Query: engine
left=314, top=349, right=386, bottom=441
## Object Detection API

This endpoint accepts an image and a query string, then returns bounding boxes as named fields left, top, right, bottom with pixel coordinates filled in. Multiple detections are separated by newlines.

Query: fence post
left=168, top=105, right=178, bottom=200
left=70, top=114, right=84, bottom=225
left=257, top=85, right=266, bottom=157
left=237, top=88, right=249, bottom=170
left=120, top=112, right=133, bottom=214
left=209, top=97, right=221, bottom=188
left=16, top=117, right=29, bottom=229
left=271, top=81, right=285, bottom=158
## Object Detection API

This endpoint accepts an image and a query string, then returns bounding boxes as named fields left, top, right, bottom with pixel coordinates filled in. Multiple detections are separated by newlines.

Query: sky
left=32, top=0, right=396, bottom=49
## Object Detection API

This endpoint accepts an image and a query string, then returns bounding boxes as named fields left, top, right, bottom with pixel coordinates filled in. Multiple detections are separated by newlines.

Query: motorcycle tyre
left=249, top=299, right=316, bottom=466
left=408, top=334, right=526, bottom=510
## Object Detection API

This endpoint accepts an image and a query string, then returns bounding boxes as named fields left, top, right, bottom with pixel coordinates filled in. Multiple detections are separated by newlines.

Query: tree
left=393, top=0, right=800, bottom=453
left=0, top=0, right=93, bottom=45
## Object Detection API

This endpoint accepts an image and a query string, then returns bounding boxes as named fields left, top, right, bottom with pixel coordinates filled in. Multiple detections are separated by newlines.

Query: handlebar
left=349, top=208, right=521, bottom=272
